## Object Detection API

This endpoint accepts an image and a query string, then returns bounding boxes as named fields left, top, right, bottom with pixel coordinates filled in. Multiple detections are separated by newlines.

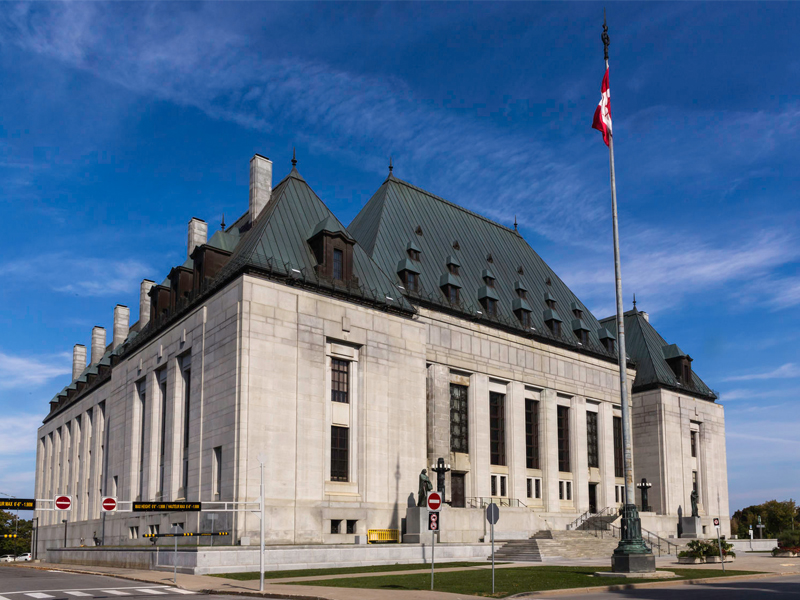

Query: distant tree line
left=0, top=509, right=33, bottom=556
left=731, top=499, right=799, bottom=539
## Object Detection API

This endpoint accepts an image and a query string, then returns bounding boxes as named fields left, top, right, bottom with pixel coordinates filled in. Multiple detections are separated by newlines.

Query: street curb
left=507, top=570, right=796, bottom=597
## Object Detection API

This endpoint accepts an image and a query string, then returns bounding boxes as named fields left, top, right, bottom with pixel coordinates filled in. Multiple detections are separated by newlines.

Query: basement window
left=346, top=520, right=358, bottom=534
left=331, top=519, right=342, bottom=534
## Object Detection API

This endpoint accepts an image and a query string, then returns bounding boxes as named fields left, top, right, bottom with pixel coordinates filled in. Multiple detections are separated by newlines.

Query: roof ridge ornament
left=633, top=293, right=637, bottom=311
left=221, top=213, right=226, bottom=230
left=291, top=147, right=297, bottom=167
left=514, top=215, right=518, bottom=232
left=389, top=155, right=393, bottom=174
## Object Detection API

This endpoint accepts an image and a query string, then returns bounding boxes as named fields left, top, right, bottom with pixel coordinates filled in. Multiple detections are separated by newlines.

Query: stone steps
left=491, top=530, right=622, bottom=562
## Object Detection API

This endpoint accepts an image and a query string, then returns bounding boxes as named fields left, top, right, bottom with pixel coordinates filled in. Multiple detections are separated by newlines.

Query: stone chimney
left=139, top=280, right=155, bottom=329
left=641, top=311, right=649, bottom=323
left=112, top=305, right=130, bottom=350
left=249, top=154, right=273, bottom=222
left=91, top=326, right=106, bottom=365
left=188, top=218, right=208, bottom=258
left=72, top=344, right=86, bottom=381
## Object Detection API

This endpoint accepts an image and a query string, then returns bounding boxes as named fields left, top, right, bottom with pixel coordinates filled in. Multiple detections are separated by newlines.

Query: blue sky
left=1, top=2, right=798, bottom=514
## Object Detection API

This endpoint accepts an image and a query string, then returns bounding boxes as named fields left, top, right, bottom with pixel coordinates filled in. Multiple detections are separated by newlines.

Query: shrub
left=777, top=530, right=800, bottom=548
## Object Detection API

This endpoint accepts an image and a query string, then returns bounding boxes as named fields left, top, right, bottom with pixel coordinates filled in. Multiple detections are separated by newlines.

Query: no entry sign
left=54, top=495, right=72, bottom=511
left=427, top=491, right=442, bottom=512
left=101, top=497, right=118, bottom=512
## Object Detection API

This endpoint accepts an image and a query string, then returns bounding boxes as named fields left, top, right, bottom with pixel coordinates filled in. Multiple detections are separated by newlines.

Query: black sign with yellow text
left=0, top=499, right=35, bottom=510
left=132, top=501, right=201, bottom=512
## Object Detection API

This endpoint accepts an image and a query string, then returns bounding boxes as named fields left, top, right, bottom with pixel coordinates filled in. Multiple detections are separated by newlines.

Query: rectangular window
left=182, top=360, right=191, bottom=495
left=613, top=416, right=623, bottom=478
left=559, top=481, right=564, bottom=500
left=149, top=524, right=160, bottom=536
left=485, top=299, right=497, bottom=316
left=690, top=431, right=697, bottom=458
left=346, top=520, right=357, bottom=534
left=331, top=519, right=342, bottom=534
left=527, top=478, right=532, bottom=499
left=450, top=383, right=469, bottom=453
left=448, top=285, right=459, bottom=303
left=586, top=411, right=599, bottom=468
left=137, top=380, right=146, bottom=500
left=331, top=426, right=349, bottom=482
left=489, top=392, right=506, bottom=466
left=158, top=371, right=168, bottom=498
left=525, top=399, right=540, bottom=469
left=331, top=359, right=349, bottom=403
left=213, top=446, right=222, bottom=499
left=333, top=248, right=343, bottom=280
left=500, top=475, right=507, bottom=497
left=557, top=405, right=570, bottom=472
left=406, top=271, right=418, bottom=292
left=535, top=478, right=541, bottom=499
left=566, top=481, right=572, bottom=501
left=491, top=475, right=497, bottom=497
left=692, top=471, right=698, bottom=497
left=129, top=526, right=139, bottom=540
left=112, top=475, right=118, bottom=498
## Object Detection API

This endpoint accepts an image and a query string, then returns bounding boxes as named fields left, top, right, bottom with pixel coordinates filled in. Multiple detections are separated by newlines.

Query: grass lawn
left=290, top=566, right=764, bottom=597
left=211, top=561, right=501, bottom=580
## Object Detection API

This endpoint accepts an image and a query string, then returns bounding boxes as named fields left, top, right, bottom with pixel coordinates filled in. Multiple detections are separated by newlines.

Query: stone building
left=33, top=153, right=729, bottom=555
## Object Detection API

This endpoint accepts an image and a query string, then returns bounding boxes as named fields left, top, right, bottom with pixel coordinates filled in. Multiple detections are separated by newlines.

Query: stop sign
left=427, top=491, right=442, bottom=511
left=101, top=497, right=117, bottom=512
left=54, top=495, right=72, bottom=511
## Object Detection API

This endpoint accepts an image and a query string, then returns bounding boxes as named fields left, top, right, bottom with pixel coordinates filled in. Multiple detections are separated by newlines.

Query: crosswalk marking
left=64, top=593, right=92, bottom=597
left=25, top=595, right=54, bottom=599
left=163, top=590, right=195, bottom=595
left=135, top=591, right=166, bottom=596
left=101, top=592, right=130, bottom=596
left=0, top=595, right=13, bottom=600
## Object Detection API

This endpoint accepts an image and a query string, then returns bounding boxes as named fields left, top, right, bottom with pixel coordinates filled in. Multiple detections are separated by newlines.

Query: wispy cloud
left=724, top=363, right=800, bottom=382
left=0, top=352, right=71, bottom=390
left=0, top=253, right=151, bottom=297
left=719, top=387, right=800, bottom=401
left=0, top=413, right=45, bottom=453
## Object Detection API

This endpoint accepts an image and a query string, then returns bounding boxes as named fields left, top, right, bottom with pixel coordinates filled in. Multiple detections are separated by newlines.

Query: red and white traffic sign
left=54, top=495, right=72, bottom=511
left=427, top=491, right=442, bottom=512
left=428, top=512, right=439, bottom=531
left=101, top=497, right=118, bottom=512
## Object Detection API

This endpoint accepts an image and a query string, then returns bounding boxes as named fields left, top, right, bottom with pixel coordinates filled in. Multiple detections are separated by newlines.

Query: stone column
left=426, top=364, right=450, bottom=491
left=599, top=401, right=616, bottom=510
left=470, top=374, right=490, bottom=498
left=541, top=388, right=560, bottom=513
left=508, top=382, right=527, bottom=503
left=571, top=397, right=589, bottom=513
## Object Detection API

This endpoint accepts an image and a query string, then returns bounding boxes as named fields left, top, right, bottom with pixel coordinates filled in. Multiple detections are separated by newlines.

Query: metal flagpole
left=602, top=13, right=653, bottom=572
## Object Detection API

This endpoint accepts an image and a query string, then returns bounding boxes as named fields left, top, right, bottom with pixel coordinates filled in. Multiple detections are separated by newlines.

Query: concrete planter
left=773, top=551, right=797, bottom=558
left=678, top=556, right=704, bottom=564
left=706, top=555, right=735, bottom=563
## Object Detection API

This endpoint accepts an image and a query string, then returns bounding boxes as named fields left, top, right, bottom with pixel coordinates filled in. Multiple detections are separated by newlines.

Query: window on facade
left=491, top=475, right=497, bottom=497
left=576, top=329, right=589, bottom=345
left=489, top=392, right=506, bottom=466
left=129, top=526, right=139, bottom=540
left=408, top=248, right=420, bottom=261
left=450, top=384, right=468, bottom=453
left=546, top=298, right=556, bottom=309
left=137, top=380, right=146, bottom=500
left=547, top=320, right=561, bottom=337
left=692, top=471, right=698, bottom=496
left=683, top=363, right=691, bottom=384
left=448, top=263, right=460, bottom=276
left=525, top=399, right=540, bottom=469
left=573, top=308, right=583, bottom=319
left=483, top=298, right=497, bottom=317
left=213, top=446, right=222, bottom=499
left=527, top=478, right=533, bottom=499
left=149, top=524, right=160, bottom=536
left=445, top=285, right=459, bottom=303
left=559, top=481, right=564, bottom=500
left=331, top=426, right=349, bottom=482
left=330, top=519, right=342, bottom=534
left=690, top=431, right=697, bottom=458
left=484, top=276, right=495, bottom=288
left=586, top=411, right=599, bottom=468
left=333, top=248, right=343, bottom=281
left=158, top=371, right=167, bottom=498
left=518, top=310, right=532, bottom=328
left=517, top=288, right=527, bottom=300
left=535, top=478, right=541, bottom=499
left=557, top=405, right=570, bottom=472
left=182, top=362, right=191, bottom=495
left=613, top=416, right=624, bottom=478
left=346, top=520, right=358, bottom=534
left=603, top=338, right=615, bottom=353
left=112, top=475, right=118, bottom=498
left=500, top=476, right=507, bottom=497
left=405, top=271, right=419, bottom=292
left=331, top=359, right=349, bottom=403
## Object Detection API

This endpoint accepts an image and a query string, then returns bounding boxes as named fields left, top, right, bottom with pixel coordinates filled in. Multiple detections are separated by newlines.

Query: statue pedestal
left=403, top=507, right=437, bottom=543
left=680, top=516, right=702, bottom=538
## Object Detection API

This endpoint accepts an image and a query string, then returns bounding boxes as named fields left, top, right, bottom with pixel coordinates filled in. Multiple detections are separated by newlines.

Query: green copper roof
left=599, top=310, right=716, bottom=400
left=349, top=174, right=615, bottom=357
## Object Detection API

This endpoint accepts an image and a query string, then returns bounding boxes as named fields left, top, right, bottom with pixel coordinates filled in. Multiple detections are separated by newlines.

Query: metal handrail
left=466, top=497, right=527, bottom=509
left=567, top=506, right=617, bottom=530
left=641, top=527, right=679, bottom=557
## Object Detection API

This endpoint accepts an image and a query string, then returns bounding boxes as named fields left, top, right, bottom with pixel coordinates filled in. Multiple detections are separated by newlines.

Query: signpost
left=171, top=524, right=183, bottom=585
left=101, top=497, right=117, bottom=512
left=427, top=491, right=442, bottom=590
left=714, top=517, right=725, bottom=573
left=55, top=496, right=72, bottom=511
left=486, top=503, right=499, bottom=595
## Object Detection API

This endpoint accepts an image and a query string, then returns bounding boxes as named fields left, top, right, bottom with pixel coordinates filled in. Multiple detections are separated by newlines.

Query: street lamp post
left=62, top=519, right=68, bottom=549
left=636, top=479, right=652, bottom=513
left=430, top=458, right=451, bottom=501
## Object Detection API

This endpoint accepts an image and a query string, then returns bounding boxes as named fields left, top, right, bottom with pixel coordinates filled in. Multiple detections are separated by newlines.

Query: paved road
left=542, top=574, right=800, bottom=599
left=0, top=568, right=289, bottom=600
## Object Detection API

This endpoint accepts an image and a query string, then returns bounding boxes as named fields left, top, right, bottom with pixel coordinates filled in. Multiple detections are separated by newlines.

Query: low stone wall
left=728, top=538, right=778, bottom=553
left=47, top=542, right=495, bottom=575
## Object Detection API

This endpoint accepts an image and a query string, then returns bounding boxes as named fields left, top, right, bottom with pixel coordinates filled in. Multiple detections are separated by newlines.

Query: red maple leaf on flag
left=592, top=68, right=612, bottom=146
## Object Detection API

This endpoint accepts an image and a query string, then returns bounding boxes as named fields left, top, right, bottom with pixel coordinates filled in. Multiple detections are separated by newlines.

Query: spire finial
left=633, top=293, right=637, bottom=311
left=389, top=155, right=393, bottom=174
left=291, top=147, right=297, bottom=167
left=221, top=213, right=226, bottom=230
left=514, top=215, right=518, bottom=232
left=602, top=9, right=610, bottom=62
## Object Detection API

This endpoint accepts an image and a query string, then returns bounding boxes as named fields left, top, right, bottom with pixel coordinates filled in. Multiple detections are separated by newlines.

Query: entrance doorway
left=451, top=473, right=466, bottom=508
left=588, top=483, right=598, bottom=514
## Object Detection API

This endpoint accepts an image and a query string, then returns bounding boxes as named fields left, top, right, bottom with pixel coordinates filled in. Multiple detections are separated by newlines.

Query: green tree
left=0, top=509, right=33, bottom=556
left=731, top=499, right=797, bottom=538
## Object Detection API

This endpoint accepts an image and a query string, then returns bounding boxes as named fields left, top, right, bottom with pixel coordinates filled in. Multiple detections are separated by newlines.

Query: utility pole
left=257, top=453, right=267, bottom=593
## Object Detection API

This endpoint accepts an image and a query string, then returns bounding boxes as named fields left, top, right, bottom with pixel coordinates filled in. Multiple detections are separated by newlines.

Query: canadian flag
left=592, top=68, right=612, bottom=146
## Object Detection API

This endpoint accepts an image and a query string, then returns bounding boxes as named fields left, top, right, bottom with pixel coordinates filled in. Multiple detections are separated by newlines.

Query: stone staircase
left=493, top=530, right=620, bottom=562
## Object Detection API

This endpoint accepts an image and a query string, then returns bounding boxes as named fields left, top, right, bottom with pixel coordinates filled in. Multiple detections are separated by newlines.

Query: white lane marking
left=1, top=589, right=168, bottom=596
left=100, top=593, right=129, bottom=597
left=162, top=591, right=196, bottom=595
left=64, top=593, right=93, bottom=597
left=134, top=591, right=166, bottom=596
left=25, top=595, right=54, bottom=599
left=0, top=595, right=13, bottom=600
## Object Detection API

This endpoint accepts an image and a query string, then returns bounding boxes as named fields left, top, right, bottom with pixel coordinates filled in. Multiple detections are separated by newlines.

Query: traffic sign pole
left=485, top=503, right=499, bottom=595
left=714, top=518, right=724, bottom=573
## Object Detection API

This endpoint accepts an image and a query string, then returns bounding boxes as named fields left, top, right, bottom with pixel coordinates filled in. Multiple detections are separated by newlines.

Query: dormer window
left=571, top=302, right=583, bottom=319
left=544, top=309, right=563, bottom=337
left=514, top=281, right=528, bottom=300
left=308, top=216, right=357, bottom=284
left=405, top=271, right=419, bottom=292
left=446, top=285, right=459, bottom=303
left=545, top=292, right=557, bottom=310
left=599, top=327, right=616, bottom=353
left=604, top=338, right=614, bottom=352
left=449, top=263, right=459, bottom=275
left=662, top=344, right=693, bottom=387
left=519, top=311, right=531, bottom=328
left=446, top=255, right=461, bottom=276
left=483, top=298, right=497, bottom=316
left=397, top=257, right=421, bottom=293
left=406, top=241, right=422, bottom=262
left=482, top=269, right=496, bottom=288
left=572, top=315, right=590, bottom=345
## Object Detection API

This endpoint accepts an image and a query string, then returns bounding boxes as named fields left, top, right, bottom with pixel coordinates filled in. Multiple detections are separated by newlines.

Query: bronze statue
left=417, top=469, right=432, bottom=507
left=690, top=490, right=699, bottom=518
